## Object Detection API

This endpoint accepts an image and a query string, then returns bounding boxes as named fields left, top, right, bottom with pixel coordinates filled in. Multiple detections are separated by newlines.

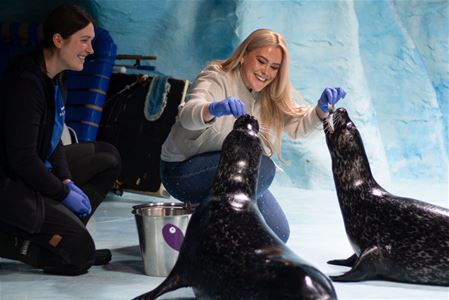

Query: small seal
left=133, top=114, right=337, bottom=300
left=324, top=107, right=449, bottom=285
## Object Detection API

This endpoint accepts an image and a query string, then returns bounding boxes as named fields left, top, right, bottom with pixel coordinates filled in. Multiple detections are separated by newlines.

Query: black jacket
left=0, top=49, right=71, bottom=233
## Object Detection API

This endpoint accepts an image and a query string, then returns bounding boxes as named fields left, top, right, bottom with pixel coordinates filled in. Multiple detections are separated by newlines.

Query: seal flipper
left=330, top=246, right=383, bottom=282
left=327, top=253, right=358, bottom=267
left=132, top=273, right=188, bottom=300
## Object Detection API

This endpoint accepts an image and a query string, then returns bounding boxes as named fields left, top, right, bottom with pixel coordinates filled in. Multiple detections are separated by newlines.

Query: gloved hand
left=67, top=182, right=88, bottom=201
left=67, top=182, right=92, bottom=216
left=62, top=190, right=91, bottom=217
left=208, top=97, right=246, bottom=118
left=317, top=87, right=347, bottom=113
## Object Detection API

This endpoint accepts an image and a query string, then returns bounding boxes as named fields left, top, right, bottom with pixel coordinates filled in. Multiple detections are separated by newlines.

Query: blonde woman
left=160, top=29, right=346, bottom=242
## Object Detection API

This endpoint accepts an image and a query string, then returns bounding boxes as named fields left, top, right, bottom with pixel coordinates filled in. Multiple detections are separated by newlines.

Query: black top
left=0, top=49, right=71, bottom=232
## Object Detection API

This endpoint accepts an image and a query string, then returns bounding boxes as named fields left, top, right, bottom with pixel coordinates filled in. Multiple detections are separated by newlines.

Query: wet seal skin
left=324, top=107, right=449, bottom=286
left=133, top=114, right=337, bottom=300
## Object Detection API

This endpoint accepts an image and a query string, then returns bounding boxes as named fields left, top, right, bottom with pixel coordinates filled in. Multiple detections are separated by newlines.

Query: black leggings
left=65, top=141, right=121, bottom=222
left=0, top=141, right=121, bottom=275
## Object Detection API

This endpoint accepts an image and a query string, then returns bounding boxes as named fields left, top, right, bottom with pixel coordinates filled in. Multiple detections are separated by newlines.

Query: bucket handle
left=184, top=201, right=199, bottom=212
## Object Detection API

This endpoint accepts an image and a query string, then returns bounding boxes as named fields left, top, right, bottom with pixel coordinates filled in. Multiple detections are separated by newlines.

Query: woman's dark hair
left=41, top=3, right=95, bottom=49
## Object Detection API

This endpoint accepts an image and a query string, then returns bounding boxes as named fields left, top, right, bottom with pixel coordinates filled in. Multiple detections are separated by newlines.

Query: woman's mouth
left=255, top=73, right=267, bottom=82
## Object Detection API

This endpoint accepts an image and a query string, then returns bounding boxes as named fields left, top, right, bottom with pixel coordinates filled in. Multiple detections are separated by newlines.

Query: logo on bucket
left=162, top=224, right=185, bottom=251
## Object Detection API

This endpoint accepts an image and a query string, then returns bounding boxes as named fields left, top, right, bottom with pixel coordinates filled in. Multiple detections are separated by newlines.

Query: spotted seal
left=324, top=107, right=449, bottom=285
left=133, top=114, right=337, bottom=299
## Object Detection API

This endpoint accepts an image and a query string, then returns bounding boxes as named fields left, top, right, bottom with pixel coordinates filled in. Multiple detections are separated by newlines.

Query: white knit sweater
left=160, top=64, right=322, bottom=162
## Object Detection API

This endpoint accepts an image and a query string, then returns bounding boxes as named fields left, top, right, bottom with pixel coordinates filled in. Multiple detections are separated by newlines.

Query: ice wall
left=1, top=0, right=447, bottom=189
left=355, top=0, right=448, bottom=181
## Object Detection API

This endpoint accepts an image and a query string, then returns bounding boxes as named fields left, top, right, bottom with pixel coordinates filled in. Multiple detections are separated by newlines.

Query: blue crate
left=67, top=90, right=106, bottom=106
left=66, top=121, right=99, bottom=142
left=66, top=73, right=110, bottom=92
left=91, top=27, right=117, bottom=58
left=80, top=59, right=114, bottom=77
left=63, top=26, right=117, bottom=142
left=66, top=106, right=103, bottom=124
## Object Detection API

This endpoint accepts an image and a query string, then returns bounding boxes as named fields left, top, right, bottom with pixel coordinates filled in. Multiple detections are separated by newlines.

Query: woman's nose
left=87, top=42, right=94, bottom=55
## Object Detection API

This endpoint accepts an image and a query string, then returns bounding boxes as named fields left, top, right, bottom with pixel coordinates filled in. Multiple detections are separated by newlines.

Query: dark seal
left=324, top=107, right=449, bottom=285
left=133, top=114, right=337, bottom=300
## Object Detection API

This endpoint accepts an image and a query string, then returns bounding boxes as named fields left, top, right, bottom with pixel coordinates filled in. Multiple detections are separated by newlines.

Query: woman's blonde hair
left=211, top=29, right=309, bottom=159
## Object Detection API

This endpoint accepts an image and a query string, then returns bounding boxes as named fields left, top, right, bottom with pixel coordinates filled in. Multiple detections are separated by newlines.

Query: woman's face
left=57, top=22, right=95, bottom=72
left=240, top=46, right=283, bottom=92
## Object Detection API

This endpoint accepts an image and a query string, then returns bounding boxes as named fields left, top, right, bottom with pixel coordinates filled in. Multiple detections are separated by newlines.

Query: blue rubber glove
left=67, top=182, right=89, bottom=202
left=62, top=190, right=91, bottom=217
left=208, top=97, right=246, bottom=118
left=317, top=87, right=347, bottom=113
left=67, top=182, right=92, bottom=216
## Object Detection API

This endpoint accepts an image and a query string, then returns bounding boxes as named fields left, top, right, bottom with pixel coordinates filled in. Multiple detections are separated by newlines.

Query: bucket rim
left=131, top=201, right=198, bottom=215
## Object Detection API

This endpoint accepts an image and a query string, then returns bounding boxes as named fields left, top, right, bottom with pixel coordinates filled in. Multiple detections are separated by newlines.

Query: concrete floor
left=1, top=180, right=448, bottom=300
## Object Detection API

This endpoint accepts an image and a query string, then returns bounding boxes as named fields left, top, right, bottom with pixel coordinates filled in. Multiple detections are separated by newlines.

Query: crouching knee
left=43, top=229, right=95, bottom=276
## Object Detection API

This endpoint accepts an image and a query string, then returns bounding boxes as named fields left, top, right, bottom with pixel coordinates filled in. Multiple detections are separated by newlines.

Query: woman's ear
left=52, top=33, right=64, bottom=48
left=240, top=51, right=248, bottom=65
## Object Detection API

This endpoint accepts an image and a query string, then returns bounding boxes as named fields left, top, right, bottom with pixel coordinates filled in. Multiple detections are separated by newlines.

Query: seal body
left=324, top=108, right=449, bottom=285
left=134, top=114, right=337, bottom=300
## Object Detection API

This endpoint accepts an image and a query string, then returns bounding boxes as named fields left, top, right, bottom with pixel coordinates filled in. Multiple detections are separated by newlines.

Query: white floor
left=1, top=180, right=448, bottom=300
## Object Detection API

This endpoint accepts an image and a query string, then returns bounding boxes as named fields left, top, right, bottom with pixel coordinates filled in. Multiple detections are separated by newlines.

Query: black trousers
left=0, top=141, right=121, bottom=275
left=65, top=141, right=121, bottom=221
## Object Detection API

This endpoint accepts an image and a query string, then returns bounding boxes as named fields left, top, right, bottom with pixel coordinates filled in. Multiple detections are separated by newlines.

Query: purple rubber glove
left=317, top=87, right=347, bottom=113
left=67, top=182, right=92, bottom=216
left=62, top=190, right=91, bottom=217
left=208, top=97, right=246, bottom=118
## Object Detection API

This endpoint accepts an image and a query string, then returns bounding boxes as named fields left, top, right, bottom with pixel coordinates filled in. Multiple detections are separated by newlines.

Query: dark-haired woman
left=0, top=4, right=121, bottom=275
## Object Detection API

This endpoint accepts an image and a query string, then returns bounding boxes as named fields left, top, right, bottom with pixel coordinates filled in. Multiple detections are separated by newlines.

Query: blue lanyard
left=44, top=84, right=65, bottom=170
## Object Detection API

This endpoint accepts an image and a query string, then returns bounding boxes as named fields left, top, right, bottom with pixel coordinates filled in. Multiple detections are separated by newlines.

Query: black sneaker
left=93, top=249, right=112, bottom=265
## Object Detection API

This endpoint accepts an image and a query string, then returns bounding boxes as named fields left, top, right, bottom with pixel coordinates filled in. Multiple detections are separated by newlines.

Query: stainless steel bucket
left=132, top=202, right=193, bottom=277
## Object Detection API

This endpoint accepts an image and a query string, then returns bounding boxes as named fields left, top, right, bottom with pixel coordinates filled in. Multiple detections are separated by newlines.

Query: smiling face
left=55, top=22, right=95, bottom=72
left=240, top=46, right=283, bottom=92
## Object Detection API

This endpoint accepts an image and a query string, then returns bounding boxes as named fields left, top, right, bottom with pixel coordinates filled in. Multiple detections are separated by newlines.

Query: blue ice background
left=1, top=0, right=447, bottom=190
